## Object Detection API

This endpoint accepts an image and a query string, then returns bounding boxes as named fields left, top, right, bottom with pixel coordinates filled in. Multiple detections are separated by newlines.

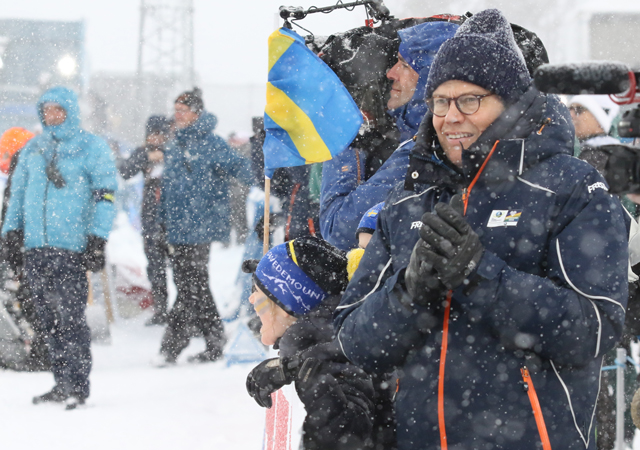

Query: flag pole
left=263, top=176, right=271, bottom=255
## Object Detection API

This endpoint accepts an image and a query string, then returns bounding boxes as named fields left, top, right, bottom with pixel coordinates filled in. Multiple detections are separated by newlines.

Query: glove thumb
left=450, top=194, right=464, bottom=216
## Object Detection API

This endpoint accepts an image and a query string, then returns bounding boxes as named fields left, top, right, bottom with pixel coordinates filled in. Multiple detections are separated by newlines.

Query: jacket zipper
left=521, top=366, right=552, bottom=450
left=438, top=140, right=500, bottom=450
left=43, top=179, right=49, bottom=246
left=437, top=292, right=453, bottom=450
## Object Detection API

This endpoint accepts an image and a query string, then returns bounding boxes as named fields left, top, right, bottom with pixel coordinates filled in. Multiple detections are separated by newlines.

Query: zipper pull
left=520, top=366, right=530, bottom=391
left=391, top=378, right=399, bottom=402
left=461, top=188, right=469, bottom=216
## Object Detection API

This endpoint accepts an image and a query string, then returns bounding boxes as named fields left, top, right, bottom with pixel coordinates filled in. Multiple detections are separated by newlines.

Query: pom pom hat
left=426, top=9, right=532, bottom=104
left=253, top=236, right=348, bottom=317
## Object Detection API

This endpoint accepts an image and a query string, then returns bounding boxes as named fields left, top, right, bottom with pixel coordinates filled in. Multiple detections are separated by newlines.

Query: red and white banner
left=264, top=385, right=305, bottom=450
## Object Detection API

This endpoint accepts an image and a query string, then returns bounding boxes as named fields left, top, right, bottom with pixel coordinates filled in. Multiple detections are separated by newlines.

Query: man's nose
left=386, top=62, right=400, bottom=80
left=444, top=101, right=464, bottom=122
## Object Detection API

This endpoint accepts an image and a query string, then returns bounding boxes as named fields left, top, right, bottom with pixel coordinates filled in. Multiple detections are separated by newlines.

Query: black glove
left=404, top=238, right=447, bottom=306
left=83, top=235, right=107, bottom=272
left=3, top=229, right=24, bottom=272
left=419, top=196, right=484, bottom=290
left=246, top=357, right=297, bottom=408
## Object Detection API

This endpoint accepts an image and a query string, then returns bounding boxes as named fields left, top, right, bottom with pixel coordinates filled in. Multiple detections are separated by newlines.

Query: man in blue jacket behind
left=320, top=20, right=459, bottom=251
left=2, top=86, right=117, bottom=409
left=157, top=88, right=253, bottom=364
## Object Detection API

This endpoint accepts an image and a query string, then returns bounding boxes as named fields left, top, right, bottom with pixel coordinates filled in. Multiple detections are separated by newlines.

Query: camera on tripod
left=534, top=61, right=640, bottom=194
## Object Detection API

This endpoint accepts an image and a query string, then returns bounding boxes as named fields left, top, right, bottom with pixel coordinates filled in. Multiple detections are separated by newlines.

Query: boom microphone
left=533, top=61, right=631, bottom=95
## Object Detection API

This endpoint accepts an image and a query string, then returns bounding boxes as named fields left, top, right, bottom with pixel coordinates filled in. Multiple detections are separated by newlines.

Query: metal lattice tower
left=135, top=0, right=195, bottom=135
left=137, top=0, right=194, bottom=87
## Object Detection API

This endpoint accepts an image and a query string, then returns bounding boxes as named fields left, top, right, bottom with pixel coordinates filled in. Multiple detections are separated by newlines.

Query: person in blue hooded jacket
left=2, top=86, right=117, bottom=409
left=320, top=20, right=459, bottom=251
left=335, top=9, right=629, bottom=450
left=157, top=88, right=253, bottom=364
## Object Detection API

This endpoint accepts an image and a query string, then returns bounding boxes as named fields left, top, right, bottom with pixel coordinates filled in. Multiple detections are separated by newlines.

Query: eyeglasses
left=426, top=94, right=495, bottom=117
left=569, top=105, right=588, bottom=116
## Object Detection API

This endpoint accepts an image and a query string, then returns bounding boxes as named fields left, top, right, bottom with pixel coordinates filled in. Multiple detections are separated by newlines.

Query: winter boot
left=159, top=326, right=190, bottom=364
left=187, top=333, right=226, bottom=363
left=33, top=385, right=68, bottom=404
left=64, top=394, right=86, bottom=410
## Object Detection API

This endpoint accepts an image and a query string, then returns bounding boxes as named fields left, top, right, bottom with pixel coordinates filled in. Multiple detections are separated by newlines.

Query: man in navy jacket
left=335, top=10, right=629, bottom=449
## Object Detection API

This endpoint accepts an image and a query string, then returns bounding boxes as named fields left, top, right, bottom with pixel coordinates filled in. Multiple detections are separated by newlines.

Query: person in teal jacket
left=2, top=86, right=117, bottom=409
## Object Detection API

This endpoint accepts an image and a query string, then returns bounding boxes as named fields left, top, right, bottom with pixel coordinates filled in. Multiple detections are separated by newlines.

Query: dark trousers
left=143, top=227, right=168, bottom=315
left=25, top=248, right=91, bottom=398
left=160, top=244, right=224, bottom=359
left=16, top=278, right=49, bottom=366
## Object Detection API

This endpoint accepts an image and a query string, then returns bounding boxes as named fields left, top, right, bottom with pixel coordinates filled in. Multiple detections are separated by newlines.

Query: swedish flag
left=263, top=27, right=363, bottom=178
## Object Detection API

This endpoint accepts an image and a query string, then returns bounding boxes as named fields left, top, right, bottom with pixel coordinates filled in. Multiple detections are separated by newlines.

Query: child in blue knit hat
left=246, top=236, right=375, bottom=450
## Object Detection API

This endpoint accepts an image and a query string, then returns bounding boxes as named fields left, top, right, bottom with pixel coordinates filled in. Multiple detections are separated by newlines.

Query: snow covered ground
left=0, top=217, right=266, bottom=450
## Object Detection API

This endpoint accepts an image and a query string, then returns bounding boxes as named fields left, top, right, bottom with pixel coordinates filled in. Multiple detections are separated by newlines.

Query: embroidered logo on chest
left=487, top=210, right=522, bottom=228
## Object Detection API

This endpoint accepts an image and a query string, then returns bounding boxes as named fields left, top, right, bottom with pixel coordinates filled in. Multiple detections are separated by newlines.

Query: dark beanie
left=145, top=115, right=171, bottom=137
left=175, top=87, right=204, bottom=114
left=426, top=9, right=531, bottom=103
left=253, top=236, right=348, bottom=316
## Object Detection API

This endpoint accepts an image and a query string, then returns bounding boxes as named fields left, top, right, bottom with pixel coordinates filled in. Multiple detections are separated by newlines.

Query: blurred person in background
left=569, top=95, right=619, bottom=151
left=227, top=131, right=251, bottom=245
left=2, top=86, right=117, bottom=409
left=0, top=127, right=50, bottom=372
left=117, top=115, right=172, bottom=326
left=157, top=88, right=252, bottom=364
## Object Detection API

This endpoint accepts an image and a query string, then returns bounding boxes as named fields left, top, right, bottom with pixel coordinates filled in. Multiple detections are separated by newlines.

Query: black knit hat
left=252, top=236, right=348, bottom=316
left=175, top=87, right=204, bottom=114
left=145, top=115, right=171, bottom=137
left=426, top=9, right=532, bottom=103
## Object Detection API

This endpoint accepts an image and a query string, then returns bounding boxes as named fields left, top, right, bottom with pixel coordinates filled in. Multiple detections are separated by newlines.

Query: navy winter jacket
left=320, top=21, right=458, bottom=251
left=161, top=112, right=252, bottom=245
left=335, top=88, right=629, bottom=450
left=2, top=87, right=117, bottom=252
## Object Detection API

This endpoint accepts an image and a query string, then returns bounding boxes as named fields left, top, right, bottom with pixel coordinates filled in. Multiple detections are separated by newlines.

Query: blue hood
left=37, top=86, right=81, bottom=141
left=388, top=21, right=458, bottom=140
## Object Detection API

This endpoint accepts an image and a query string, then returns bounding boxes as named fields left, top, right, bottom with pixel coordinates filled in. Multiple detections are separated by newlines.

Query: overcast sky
left=4, top=1, right=640, bottom=86
left=1, top=0, right=414, bottom=86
